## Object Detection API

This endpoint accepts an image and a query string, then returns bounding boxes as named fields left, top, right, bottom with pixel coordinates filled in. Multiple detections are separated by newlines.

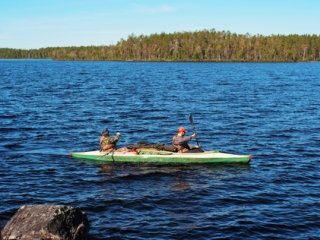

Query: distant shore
left=1, top=29, right=320, bottom=62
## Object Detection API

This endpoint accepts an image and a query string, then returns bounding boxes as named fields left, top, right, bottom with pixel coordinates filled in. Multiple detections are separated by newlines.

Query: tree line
left=1, top=29, right=320, bottom=62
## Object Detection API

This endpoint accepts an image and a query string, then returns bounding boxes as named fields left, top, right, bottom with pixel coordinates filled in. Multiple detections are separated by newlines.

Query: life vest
left=172, top=135, right=191, bottom=152
left=100, top=135, right=120, bottom=152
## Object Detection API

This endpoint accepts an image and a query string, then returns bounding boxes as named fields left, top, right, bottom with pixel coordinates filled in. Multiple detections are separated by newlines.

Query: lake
left=0, top=60, right=319, bottom=239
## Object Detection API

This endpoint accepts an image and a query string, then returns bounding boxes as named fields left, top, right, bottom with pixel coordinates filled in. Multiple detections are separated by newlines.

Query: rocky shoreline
left=1, top=205, right=89, bottom=240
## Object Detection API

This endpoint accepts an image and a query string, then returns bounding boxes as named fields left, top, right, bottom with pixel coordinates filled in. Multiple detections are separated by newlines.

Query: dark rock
left=1, top=205, right=89, bottom=240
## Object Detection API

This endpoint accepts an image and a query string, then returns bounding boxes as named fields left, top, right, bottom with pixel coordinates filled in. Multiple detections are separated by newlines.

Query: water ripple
left=0, top=61, right=320, bottom=239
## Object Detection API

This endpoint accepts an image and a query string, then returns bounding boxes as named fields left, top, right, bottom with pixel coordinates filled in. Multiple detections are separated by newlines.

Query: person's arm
left=173, top=135, right=192, bottom=145
left=109, top=132, right=121, bottom=143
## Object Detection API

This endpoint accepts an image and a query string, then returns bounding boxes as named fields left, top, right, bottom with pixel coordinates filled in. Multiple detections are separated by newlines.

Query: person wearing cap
left=172, top=127, right=197, bottom=153
left=99, top=129, right=121, bottom=152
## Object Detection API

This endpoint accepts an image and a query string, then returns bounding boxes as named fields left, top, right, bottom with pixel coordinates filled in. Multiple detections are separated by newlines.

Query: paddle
left=189, top=114, right=200, bottom=147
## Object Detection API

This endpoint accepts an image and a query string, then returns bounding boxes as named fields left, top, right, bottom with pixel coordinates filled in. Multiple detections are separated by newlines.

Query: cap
left=102, top=128, right=109, bottom=134
left=178, top=127, right=186, bottom=133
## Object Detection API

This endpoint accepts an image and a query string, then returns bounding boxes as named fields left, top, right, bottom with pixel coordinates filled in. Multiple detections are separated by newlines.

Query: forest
left=1, top=29, right=320, bottom=62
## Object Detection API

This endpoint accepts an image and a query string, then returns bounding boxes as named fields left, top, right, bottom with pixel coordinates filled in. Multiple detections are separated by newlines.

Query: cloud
left=132, top=4, right=174, bottom=14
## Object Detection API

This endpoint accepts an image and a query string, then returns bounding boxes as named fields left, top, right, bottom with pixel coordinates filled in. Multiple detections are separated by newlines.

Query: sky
left=1, top=0, right=320, bottom=49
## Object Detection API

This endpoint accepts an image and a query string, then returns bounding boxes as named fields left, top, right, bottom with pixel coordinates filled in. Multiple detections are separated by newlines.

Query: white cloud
left=131, top=4, right=174, bottom=14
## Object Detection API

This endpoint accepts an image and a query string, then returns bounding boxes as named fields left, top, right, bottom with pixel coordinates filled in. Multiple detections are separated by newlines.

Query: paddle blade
left=189, top=114, right=194, bottom=125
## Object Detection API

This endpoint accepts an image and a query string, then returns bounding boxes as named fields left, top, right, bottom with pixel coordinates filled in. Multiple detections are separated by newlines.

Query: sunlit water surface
left=1, top=60, right=319, bottom=239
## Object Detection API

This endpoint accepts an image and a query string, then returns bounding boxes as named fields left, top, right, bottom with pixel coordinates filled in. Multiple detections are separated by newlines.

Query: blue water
left=0, top=60, right=319, bottom=239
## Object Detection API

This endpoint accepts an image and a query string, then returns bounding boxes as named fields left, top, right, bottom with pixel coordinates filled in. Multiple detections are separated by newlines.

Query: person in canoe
left=172, top=127, right=200, bottom=153
left=99, top=129, right=121, bottom=153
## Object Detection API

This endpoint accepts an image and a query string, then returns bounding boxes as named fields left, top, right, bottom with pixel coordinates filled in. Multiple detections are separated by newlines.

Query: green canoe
left=70, top=150, right=252, bottom=164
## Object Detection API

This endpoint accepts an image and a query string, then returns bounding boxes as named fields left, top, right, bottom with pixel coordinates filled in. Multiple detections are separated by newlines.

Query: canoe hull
left=70, top=150, right=252, bottom=164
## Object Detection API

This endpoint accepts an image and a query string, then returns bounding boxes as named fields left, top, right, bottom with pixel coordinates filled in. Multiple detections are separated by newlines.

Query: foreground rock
left=1, top=205, right=89, bottom=240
